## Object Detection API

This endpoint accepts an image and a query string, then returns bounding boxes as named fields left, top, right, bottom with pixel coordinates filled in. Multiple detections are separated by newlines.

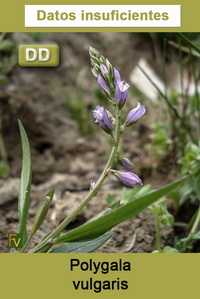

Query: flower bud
left=89, top=46, right=100, bottom=57
left=31, top=189, right=54, bottom=236
left=126, top=102, right=146, bottom=126
left=114, top=171, right=143, bottom=187
left=118, top=158, right=134, bottom=172
left=100, top=64, right=109, bottom=76
left=91, top=68, right=98, bottom=78
left=114, top=68, right=121, bottom=84
left=106, top=59, right=112, bottom=72
left=97, top=75, right=110, bottom=93
left=106, top=110, right=116, bottom=125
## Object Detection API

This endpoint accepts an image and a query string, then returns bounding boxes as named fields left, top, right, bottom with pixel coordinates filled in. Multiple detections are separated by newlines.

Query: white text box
left=25, top=5, right=181, bottom=28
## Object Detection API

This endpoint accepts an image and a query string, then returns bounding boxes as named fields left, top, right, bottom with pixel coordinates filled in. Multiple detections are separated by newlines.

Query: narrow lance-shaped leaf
left=53, top=176, right=188, bottom=244
left=50, top=232, right=112, bottom=253
left=18, top=120, right=32, bottom=248
left=31, top=189, right=54, bottom=236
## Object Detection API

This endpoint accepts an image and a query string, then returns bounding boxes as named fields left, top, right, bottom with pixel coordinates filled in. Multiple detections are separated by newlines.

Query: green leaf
left=153, top=200, right=174, bottom=226
left=54, top=176, right=188, bottom=244
left=160, top=214, right=174, bottom=226
left=175, top=232, right=200, bottom=252
left=46, top=188, right=54, bottom=199
left=31, top=189, right=54, bottom=236
left=163, top=246, right=180, bottom=253
left=152, top=247, right=180, bottom=253
left=18, top=120, right=32, bottom=248
left=35, top=243, right=53, bottom=253
left=152, top=250, right=160, bottom=253
left=50, top=232, right=112, bottom=253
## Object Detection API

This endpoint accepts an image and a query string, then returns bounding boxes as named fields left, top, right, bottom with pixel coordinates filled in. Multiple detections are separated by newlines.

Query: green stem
left=21, top=234, right=33, bottom=253
left=28, top=109, right=122, bottom=253
left=156, top=218, right=162, bottom=252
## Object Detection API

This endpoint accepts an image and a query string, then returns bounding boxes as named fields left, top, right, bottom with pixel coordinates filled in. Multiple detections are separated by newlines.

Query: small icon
left=8, top=233, right=22, bottom=248
left=18, top=45, right=59, bottom=67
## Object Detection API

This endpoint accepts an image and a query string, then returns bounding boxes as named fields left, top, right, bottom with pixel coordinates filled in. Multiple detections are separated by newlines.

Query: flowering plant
left=90, top=46, right=146, bottom=188
left=16, top=48, right=187, bottom=253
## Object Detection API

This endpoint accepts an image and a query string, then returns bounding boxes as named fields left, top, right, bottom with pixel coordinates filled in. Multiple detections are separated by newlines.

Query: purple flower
left=119, top=158, right=134, bottom=172
left=115, top=80, right=130, bottom=108
left=93, top=105, right=113, bottom=134
left=126, top=102, right=146, bottom=126
left=97, top=75, right=110, bottom=93
left=114, top=68, right=121, bottom=84
left=115, top=171, right=143, bottom=187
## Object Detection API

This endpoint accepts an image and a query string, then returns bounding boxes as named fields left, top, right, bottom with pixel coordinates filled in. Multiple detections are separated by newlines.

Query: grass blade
left=178, top=33, right=200, bottom=54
